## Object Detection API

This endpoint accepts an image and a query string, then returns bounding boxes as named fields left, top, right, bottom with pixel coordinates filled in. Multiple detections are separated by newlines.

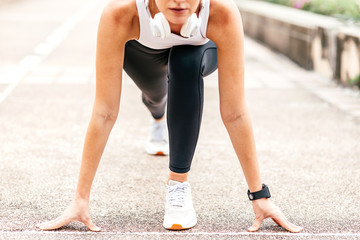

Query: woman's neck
left=148, top=0, right=201, bottom=35
left=148, top=0, right=160, bottom=17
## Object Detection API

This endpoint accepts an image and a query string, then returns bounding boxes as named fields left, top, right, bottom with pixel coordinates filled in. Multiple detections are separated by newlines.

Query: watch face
left=249, top=194, right=254, bottom=200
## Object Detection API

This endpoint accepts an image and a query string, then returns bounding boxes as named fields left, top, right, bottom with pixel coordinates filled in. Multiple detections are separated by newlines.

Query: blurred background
left=237, top=0, right=360, bottom=89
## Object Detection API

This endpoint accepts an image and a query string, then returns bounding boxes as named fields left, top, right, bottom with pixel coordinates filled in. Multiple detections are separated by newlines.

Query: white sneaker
left=145, top=118, right=169, bottom=155
left=163, top=180, right=197, bottom=230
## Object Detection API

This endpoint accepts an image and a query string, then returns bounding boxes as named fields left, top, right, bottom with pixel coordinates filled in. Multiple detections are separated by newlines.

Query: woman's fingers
left=36, top=216, right=101, bottom=232
left=35, top=216, right=62, bottom=228
left=82, top=217, right=101, bottom=232
left=271, top=213, right=303, bottom=233
left=35, top=198, right=100, bottom=231
left=248, top=216, right=264, bottom=232
left=36, top=216, right=73, bottom=231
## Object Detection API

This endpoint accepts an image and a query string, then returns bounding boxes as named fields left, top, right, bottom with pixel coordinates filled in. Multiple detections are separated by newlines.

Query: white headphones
left=146, top=0, right=202, bottom=39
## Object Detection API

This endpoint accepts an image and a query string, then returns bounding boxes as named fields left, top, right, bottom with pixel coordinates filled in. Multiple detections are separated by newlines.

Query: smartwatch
left=247, top=184, right=271, bottom=201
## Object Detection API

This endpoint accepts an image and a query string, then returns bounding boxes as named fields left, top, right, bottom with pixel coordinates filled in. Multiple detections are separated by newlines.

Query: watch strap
left=247, top=184, right=271, bottom=201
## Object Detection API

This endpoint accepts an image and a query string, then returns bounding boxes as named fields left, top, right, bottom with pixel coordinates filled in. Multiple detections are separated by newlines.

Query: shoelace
left=167, top=183, right=188, bottom=207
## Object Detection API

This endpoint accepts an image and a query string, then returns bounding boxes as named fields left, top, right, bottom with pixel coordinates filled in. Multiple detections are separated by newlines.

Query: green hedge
left=264, top=0, right=360, bottom=22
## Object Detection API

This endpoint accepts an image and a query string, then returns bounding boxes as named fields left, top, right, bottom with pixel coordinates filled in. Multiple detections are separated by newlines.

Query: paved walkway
left=1, top=0, right=360, bottom=239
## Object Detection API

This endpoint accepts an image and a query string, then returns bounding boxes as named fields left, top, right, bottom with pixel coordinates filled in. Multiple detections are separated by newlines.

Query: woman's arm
left=76, top=0, right=136, bottom=202
left=207, top=0, right=302, bottom=233
left=36, top=0, right=139, bottom=231
left=208, top=0, right=261, bottom=193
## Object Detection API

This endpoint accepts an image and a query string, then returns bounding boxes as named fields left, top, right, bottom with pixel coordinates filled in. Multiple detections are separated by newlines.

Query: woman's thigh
left=123, top=40, right=170, bottom=99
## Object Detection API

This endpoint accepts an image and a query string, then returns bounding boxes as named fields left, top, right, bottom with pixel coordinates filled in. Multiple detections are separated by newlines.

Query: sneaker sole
left=155, top=151, right=166, bottom=156
left=168, top=224, right=188, bottom=230
left=163, top=217, right=197, bottom=230
left=165, top=223, right=196, bottom=231
left=147, top=151, right=168, bottom=156
left=145, top=148, right=168, bottom=156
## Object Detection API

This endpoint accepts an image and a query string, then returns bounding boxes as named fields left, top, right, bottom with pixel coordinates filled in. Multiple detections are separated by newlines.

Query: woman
left=36, top=0, right=302, bottom=232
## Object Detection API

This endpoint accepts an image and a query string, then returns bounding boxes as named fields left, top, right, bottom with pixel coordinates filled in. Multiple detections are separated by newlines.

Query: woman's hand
left=248, top=198, right=303, bottom=233
left=35, top=198, right=101, bottom=232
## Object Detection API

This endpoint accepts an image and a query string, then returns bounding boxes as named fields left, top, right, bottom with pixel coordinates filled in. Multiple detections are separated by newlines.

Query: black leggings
left=123, top=40, right=218, bottom=173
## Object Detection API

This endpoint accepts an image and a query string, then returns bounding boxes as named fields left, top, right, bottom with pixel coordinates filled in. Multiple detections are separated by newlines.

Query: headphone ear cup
left=149, top=17, right=162, bottom=38
left=150, top=13, right=171, bottom=39
left=180, top=13, right=202, bottom=38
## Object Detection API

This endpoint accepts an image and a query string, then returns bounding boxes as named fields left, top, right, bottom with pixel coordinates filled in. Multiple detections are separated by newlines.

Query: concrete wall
left=336, top=28, right=360, bottom=85
left=237, top=0, right=360, bottom=86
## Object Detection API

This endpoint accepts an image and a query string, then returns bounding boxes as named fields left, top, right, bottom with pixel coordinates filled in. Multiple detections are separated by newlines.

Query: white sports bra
left=136, top=0, right=210, bottom=49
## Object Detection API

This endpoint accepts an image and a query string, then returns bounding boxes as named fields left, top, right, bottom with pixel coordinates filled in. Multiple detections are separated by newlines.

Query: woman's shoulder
left=207, top=0, right=243, bottom=41
left=102, top=0, right=138, bottom=22
left=209, top=0, right=241, bottom=24
left=100, top=0, right=139, bottom=40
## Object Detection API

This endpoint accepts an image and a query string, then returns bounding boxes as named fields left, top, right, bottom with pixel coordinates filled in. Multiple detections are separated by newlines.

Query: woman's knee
left=168, top=43, right=217, bottom=78
left=142, top=93, right=167, bottom=107
left=168, top=45, right=204, bottom=77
